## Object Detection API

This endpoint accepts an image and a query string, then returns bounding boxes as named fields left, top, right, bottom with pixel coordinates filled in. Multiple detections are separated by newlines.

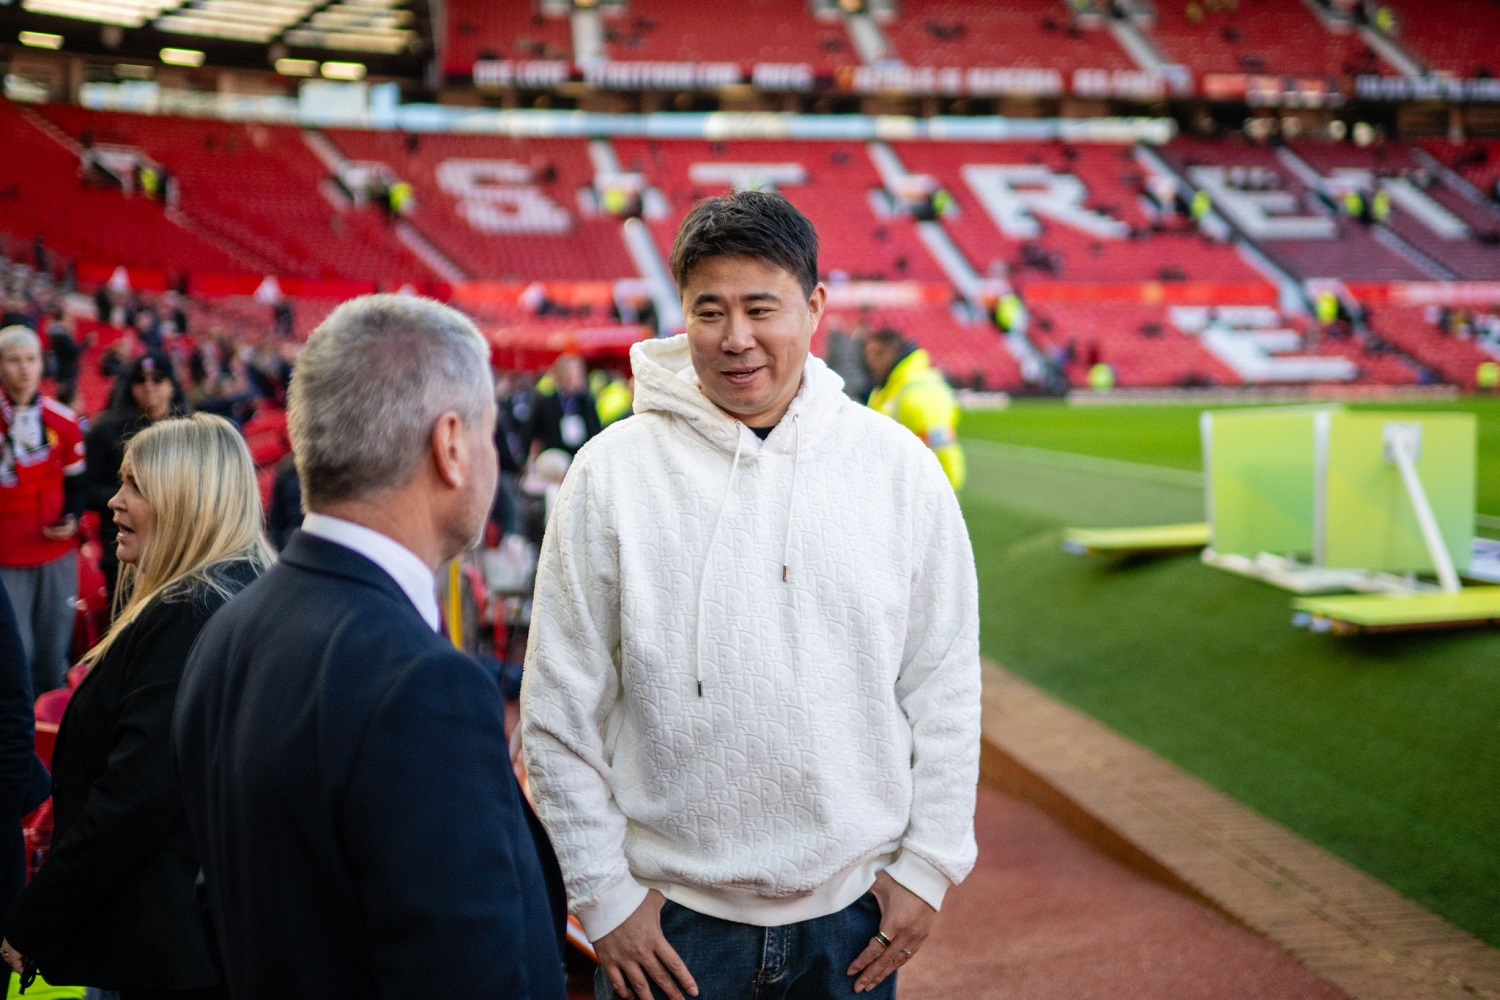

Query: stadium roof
left=3, top=0, right=431, bottom=73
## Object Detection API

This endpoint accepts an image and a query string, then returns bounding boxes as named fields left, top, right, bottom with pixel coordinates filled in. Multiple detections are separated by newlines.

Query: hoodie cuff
left=885, top=850, right=952, bottom=912
left=577, top=875, right=651, bottom=942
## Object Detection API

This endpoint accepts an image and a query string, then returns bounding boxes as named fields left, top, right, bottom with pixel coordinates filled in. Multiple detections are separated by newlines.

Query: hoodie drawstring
left=695, top=430, right=744, bottom=697
left=782, top=415, right=801, bottom=584
left=694, top=418, right=802, bottom=696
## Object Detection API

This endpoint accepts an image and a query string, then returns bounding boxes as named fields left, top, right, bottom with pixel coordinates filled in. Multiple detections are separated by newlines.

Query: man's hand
left=594, top=889, right=698, bottom=1000
left=41, top=515, right=77, bottom=541
left=0, top=938, right=23, bottom=974
left=845, top=870, right=937, bottom=994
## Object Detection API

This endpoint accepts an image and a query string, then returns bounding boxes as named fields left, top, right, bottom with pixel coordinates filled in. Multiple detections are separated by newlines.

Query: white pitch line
left=962, top=438, right=1205, bottom=489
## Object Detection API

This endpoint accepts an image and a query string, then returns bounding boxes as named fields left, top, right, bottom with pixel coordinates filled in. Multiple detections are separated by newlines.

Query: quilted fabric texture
left=521, top=334, right=981, bottom=940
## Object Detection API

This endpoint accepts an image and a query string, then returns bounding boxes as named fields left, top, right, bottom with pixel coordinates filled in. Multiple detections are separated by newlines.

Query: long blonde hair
left=85, top=413, right=275, bottom=667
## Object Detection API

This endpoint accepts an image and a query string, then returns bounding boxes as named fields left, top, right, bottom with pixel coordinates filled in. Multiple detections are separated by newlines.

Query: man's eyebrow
left=690, top=291, right=782, bottom=308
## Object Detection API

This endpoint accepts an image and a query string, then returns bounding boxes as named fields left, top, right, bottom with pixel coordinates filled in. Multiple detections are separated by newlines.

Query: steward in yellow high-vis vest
left=863, top=330, right=966, bottom=491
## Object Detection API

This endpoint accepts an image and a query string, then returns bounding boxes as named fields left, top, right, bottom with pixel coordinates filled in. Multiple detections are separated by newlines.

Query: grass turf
left=957, top=397, right=1500, bottom=947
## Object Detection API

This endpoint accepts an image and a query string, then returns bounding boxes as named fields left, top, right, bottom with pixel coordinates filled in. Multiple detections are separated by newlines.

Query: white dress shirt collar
left=300, top=513, right=441, bottom=633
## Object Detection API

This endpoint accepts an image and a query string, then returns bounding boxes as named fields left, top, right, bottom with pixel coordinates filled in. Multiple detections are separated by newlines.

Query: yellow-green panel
left=1323, top=413, right=1477, bottom=573
left=1064, top=522, right=1210, bottom=553
left=1294, top=587, right=1500, bottom=627
left=1206, top=408, right=1324, bottom=558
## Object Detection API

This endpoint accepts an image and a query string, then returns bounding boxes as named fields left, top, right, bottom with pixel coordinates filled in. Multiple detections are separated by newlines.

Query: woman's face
left=108, top=459, right=156, bottom=565
left=131, top=370, right=173, bottom=420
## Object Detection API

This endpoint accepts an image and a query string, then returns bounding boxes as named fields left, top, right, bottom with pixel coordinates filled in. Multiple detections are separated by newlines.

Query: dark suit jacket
left=7, top=562, right=260, bottom=991
left=173, top=531, right=567, bottom=999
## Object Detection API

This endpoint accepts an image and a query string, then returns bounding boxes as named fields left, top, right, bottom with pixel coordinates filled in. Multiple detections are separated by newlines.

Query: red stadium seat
left=1140, top=0, right=1391, bottom=78
left=34, top=688, right=71, bottom=726
left=883, top=0, right=1135, bottom=74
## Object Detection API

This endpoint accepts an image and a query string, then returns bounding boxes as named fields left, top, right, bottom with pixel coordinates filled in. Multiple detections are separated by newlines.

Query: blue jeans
left=595, top=892, right=895, bottom=1000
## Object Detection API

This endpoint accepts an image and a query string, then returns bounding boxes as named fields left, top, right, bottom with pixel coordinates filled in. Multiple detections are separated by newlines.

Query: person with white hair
left=0, top=324, right=86, bottom=695
left=173, top=295, right=568, bottom=999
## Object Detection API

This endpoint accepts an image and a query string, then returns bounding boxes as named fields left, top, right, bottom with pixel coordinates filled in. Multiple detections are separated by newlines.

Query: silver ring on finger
left=899, top=948, right=913, bottom=959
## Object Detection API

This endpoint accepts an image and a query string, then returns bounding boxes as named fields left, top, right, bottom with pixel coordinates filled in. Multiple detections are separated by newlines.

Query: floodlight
left=275, top=57, right=320, bottom=76
left=18, top=30, right=64, bottom=48
left=160, top=46, right=205, bottom=66
left=320, top=60, right=367, bottom=80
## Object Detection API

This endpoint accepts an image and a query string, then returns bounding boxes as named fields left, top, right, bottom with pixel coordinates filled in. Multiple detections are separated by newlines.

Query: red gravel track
left=898, top=784, right=1347, bottom=999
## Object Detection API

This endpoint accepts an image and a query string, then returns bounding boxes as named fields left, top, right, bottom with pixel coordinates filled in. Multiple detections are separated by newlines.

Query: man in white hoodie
left=522, top=191, right=980, bottom=1000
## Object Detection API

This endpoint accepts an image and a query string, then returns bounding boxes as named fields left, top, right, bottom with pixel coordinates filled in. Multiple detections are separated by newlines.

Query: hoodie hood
left=629, top=334, right=847, bottom=455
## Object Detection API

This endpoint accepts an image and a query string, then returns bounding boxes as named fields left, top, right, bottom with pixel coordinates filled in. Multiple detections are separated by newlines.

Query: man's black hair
left=669, top=190, right=820, bottom=298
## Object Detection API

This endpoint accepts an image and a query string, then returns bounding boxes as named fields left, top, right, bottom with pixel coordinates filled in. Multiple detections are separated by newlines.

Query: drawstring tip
left=782, top=565, right=789, bottom=583
left=696, top=680, right=703, bottom=697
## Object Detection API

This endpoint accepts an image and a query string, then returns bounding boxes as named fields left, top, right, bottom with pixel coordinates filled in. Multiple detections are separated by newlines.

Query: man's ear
left=807, top=283, right=828, bottom=325
left=430, top=412, right=467, bottom=489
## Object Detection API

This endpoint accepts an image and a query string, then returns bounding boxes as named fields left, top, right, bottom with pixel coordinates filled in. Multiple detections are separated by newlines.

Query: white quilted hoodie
left=521, top=334, right=980, bottom=940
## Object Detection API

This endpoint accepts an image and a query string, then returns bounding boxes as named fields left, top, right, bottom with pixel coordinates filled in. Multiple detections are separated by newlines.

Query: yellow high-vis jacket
left=867, top=348, right=965, bottom=491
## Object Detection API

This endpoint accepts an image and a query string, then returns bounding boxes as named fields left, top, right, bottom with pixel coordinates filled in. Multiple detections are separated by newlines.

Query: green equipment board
left=1318, top=412, right=1476, bottom=575
left=1202, top=407, right=1326, bottom=558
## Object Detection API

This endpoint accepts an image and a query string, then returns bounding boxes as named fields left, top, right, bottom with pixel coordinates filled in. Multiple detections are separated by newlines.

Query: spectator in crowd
left=43, top=312, right=84, bottom=410
left=173, top=295, right=568, bottom=999
left=522, top=192, right=980, bottom=1000
left=246, top=338, right=294, bottom=406
left=100, top=335, right=137, bottom=382
left=2, top=414, right=272, bottom=999
left=863, top=327, right=967, bottom=491
left=529, top=353, right=601, bottom=459
left=0, top=296, right=32, bottom=332
left=86, top=352, right=190, bottom=611
left=0, top=326, right=85, bottom=695
left=187, top=338, right=259, bottom=429
left=130, top=308, right=163, bottom=354
left=822, top=320, right=871, bottom=401
left=492, top=372, right=532, bottom=540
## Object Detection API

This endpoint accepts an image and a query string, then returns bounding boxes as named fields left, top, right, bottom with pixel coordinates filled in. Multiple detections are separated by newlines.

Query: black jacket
left=6, top=561, right=260, bottom=991
left=173, top=531, right=568, bottom=999
left=0, top=588, right=47, bottom=926
left=529, top=390, right=601, bottom=458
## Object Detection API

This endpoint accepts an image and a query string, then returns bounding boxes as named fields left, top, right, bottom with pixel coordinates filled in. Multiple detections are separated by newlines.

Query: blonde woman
left=2, top=413, right=272, bottom=1000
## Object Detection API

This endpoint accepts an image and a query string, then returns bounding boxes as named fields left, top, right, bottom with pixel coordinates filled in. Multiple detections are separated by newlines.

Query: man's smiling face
left=682, top=255, right=826, bottom=428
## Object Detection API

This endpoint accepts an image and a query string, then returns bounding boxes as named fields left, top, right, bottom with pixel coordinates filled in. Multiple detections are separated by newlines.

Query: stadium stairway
left=1280, top=142, right=1500, bottom=282
left=1161, top=138, right=1433, bottom=283
left=1380, top=0, right=1500, bottom=77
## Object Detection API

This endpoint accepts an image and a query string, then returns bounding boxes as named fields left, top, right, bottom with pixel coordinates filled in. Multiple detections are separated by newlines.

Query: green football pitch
left=958, top=397, right=1500, bottom=947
